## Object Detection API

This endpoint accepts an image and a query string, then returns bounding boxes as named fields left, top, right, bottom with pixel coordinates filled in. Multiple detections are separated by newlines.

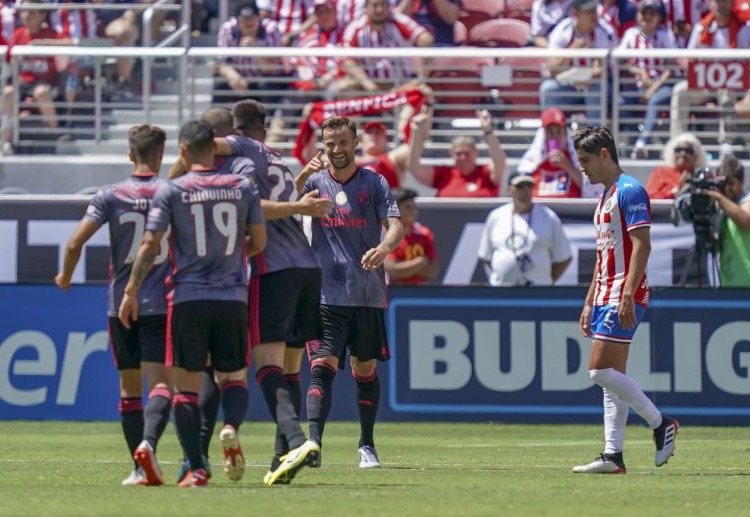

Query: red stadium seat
left=504, top=0, right=533, bottom=23
left=454, top=20, right=468, bottom=45
left=429, top=57, right=495, bottom=119
left=467, top=18, right=531, bottom=48
left=492, top=56, right=547, bottom=121
left=458, top=0, right=505, bottom=31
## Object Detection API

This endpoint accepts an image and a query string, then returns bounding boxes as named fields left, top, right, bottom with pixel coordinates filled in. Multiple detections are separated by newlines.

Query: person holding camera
left=701, top=155, right=750, bottom=286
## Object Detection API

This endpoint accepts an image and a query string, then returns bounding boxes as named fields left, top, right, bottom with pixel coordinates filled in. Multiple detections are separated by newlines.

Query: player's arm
left=168, top=157, right=188, bottom=179
left=620, top=226, right=651, bottom=330
left=245, top=222, right=267, bottom=257
left=362, top=216, right=404, bottom=271
left=295, top=151, right=328, bottom=193
left=579, top=256, right=598, bottom=338
left=55, top=219, right=101, bottom=290
left=214, top=138, right=233, bottom=156
left=384, top=255, right=430, bottom=280
left=260, top=190, right=331, bottom=220
left=119, top=229, right=164, bottom=329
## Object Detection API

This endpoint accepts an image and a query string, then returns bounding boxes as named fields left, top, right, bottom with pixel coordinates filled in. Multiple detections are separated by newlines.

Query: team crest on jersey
left=357, top=190, right=369, bottom=205
left=335, top=191, right=348, bottom=206
left=603, top=197, right=615, bottom=212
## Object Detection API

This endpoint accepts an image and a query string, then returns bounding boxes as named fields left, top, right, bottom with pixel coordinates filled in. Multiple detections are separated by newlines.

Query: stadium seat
left=467, top=18, right=531, bottom=48
left=429, top=57, right=495, bottom=119
left=504, top=0, right=533, bottom=23
left=492, top=56, right=547, bottom=123
left=454, top=21, right=468, bottom=45
left=458, top=0, right=505, bottom=32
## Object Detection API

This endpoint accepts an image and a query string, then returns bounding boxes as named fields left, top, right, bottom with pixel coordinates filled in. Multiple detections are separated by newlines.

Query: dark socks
left=306, top=363, right=337, bottom=445
left=221, top=381, right=249, bottom=431
left=199, top=368, right=220, bottom=458
left=173, top=392, right=203, bottom=470
left=256, top=366, right=306, bottom=451
left=119, top=397, right=143, bottom=469
left=142, top=387, right=171, bottom=450
left=354, top=371, right=380, bottom=448
left=273, top=373, right=302, bottom=458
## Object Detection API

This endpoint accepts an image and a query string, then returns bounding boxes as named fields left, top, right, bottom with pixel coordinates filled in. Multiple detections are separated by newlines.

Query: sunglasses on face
left=674, top=146, right=695, bottom=155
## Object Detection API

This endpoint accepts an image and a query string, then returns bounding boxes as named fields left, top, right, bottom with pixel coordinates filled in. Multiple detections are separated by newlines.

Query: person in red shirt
left=408, top=108, right=507, bottom=197
left=357, top=121, right=409, bottom=189
left=2, top=0, right=67, bottom=155
left=385, top=188, right=438, bottom=284
left=646, top=132, right=707, bottom=199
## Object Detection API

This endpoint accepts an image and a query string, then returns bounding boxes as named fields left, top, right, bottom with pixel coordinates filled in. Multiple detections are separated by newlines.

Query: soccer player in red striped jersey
left=572, top=126, right=678, bottom=475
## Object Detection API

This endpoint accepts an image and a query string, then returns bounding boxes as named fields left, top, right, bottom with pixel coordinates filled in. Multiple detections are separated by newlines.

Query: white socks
left=590, top=368, right=663, bottom=429
left=603, top=388, right=628, bottom=454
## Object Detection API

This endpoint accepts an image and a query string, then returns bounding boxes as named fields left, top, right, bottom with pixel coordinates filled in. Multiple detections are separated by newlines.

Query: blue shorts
left=590, top=304, right=646, bottom=344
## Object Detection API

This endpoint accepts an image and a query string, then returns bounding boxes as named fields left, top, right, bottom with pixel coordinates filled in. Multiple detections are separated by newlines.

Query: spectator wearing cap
left=478, top=171, right=573, bottom=286
left=357, top=121, right=410, bottom=188
left=618, top=0, right=677, bottom=160
left=669, top=0, right=750, bottom=148
left=516, top=107, right=587, bottom=198
left=539, top=0, right=617, bottom=125
left=341, top=0, right=434, bottom=91
left=384, top=188, right=438, bottom=284
left=214, top=2, right=284, bottom=105
left=530, top=0, right=573, bottom=48
left=408, top=108, right=507, bottom=197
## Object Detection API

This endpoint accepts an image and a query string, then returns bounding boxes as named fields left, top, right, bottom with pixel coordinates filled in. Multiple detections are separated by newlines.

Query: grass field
left=1, top=420, right=749, bottom=517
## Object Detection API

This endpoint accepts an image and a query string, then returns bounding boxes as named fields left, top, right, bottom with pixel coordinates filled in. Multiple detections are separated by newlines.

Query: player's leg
left=212, top=301, right=251, bottom=482
left=109, top=317, right=145, bottom=485
left=349, top=307, right=390, bottom=469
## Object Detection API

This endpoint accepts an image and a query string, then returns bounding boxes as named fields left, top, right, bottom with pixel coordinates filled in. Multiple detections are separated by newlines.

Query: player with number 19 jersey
left=226, top=135, right=320, bottom=275
left=85, top=173, right=170, bottom=317
left=147, top=170, right=264, bottom=304
left=593, top=173, right=650, bottom=308
left=303, top=167, right=400, bottom=308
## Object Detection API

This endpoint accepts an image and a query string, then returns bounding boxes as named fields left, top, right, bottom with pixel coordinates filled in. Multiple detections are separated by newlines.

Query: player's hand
left=118, top=293, right=139, bottom=330
left=579, top=303, right=593, bottom=338
left=618, top=296, right=636, bottom=330
left=361, top=246, right=387, bottom=271
left=54, top=273, right=71, bottom=291
left=302, top=151, right=329, bottom=175
left=297, top=189, right=331, bottom=217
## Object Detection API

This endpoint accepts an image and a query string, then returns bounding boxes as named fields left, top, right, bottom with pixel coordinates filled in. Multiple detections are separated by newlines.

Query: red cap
left=541, top=108, right=566, bottom=128
left=363, top=121, right=387, bottom=133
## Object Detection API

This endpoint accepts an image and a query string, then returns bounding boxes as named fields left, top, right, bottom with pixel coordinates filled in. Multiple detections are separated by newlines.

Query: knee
left=588, top=367, right=613, bottom=386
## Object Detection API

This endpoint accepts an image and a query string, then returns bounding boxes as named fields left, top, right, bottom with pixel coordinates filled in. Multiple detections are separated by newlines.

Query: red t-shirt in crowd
left=646, top=166, right=683, bottom=199
left=359, top=153, right=400, bottom=189
left=432, top=164, right=498, bottom=197
left=10, top=25, right=61, bottom=85
left=387, top=221, right=436, bottom=284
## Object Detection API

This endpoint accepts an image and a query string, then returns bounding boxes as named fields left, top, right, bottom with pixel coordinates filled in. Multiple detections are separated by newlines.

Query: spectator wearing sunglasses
left=645, top=132, right=708, bottom=199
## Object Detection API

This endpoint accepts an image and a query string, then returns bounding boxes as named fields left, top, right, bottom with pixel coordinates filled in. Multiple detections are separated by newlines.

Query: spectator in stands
left=478, top=171, right=573, bottom=286
left=598, top=0, right=637, bottom=38
left=530, top=0, right=572, bottom=48
left=645, top=132, right=707, bottom=199
left=408, top=108, right=507, bottom=197
left=539, top=0, right=617, bottom=125
left=336, top=0, right=402, bottom=28
left=357, top=121, right=409, bottom=188
left=400, top=0, right=461, bottom=46
left=618, top=0, right=677, bottom=160
left=93, top=0, right=140, bottom=100
left=291, top=0, right=349, bottom=100
left=664, top=0, right=709, bottom=47
left=669, top=0, right=750, bottom=150
left=385, top=187, right=438, bottom=284
left=342, top=0, right=434, bottom=91
left=706, top=155, right=750, bottom=286
left=0, top=0, right=17, bottom=42
left=259, top=0, right=315, bottom=45
left=2, top=0, right=67, bottom=156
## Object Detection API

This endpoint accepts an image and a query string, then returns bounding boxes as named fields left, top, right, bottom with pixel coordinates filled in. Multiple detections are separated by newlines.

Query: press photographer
left=690, top=156, right=750, bottom=287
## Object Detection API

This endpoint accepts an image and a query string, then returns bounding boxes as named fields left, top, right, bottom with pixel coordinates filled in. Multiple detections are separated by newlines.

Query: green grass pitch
left=1, top=421, right=749, bottom=517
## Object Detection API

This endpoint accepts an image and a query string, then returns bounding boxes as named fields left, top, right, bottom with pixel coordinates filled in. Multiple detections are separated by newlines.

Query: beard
left=330, top=153, right=352, bottom=169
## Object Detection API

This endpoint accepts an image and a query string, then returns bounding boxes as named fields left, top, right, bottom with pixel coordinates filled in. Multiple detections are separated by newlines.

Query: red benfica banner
left=292, top=88, right=428, bottom=165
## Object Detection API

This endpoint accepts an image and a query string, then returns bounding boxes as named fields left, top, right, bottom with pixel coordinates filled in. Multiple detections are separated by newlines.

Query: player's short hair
left=128, top=124, right=166, bottom=163
left=573, top=126, right=619, bottom=166
left=321, top=116, right=357, bottom=139
left=233, top=100, right=266, bottom=136
left=179, top=120, right=214, bottom=156
left=201, top=107, right=234, bottom=137
left=393, top=187, right=418, bottom=205
left=718, top=154, right=744, bottom=183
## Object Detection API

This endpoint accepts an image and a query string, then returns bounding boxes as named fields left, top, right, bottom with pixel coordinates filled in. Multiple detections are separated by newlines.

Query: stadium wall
left=2, top=284, right=749, bottom=426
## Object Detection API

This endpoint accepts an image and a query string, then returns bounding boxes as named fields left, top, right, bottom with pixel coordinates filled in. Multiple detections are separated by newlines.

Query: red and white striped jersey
left=618, top=26, right=676, bottom=83
left=50, top=0, right=98, bottom=42
left=592, top=173, right=650, bottom=307
left=664, top=0, right=709, bottom=47
left=548, top=16, right=617, bottom=67
left=0, top=1, right=17, bottom=43
left=217, top=17, right=282, bottom=78
left=257, top=0, right=314, bottom=36
left=342, top=12, right=428, bottom=80
left=293, top=24, right=344, bottom=81
left=336, top=0, right=400, bottom=30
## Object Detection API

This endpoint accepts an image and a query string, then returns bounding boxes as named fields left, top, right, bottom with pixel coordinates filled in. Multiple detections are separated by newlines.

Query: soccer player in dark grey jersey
left=215, top=100, right=328, bottom=485
left=296, top=116, right=403, bottom=468
left=119, top=120, right=267, bottom=487
left=55, top=124, right=172, bottom=486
